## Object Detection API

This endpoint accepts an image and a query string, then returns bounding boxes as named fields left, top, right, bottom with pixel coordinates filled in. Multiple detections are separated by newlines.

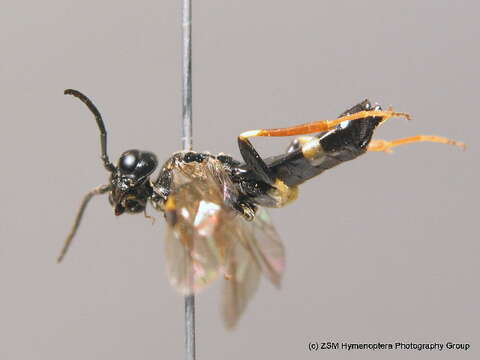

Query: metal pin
left=181, top=0, right=195, bottom=360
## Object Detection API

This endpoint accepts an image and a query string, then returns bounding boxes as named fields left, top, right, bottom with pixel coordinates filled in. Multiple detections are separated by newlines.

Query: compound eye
left=119, top=150, right=140, bottom=173
left=135, top=151, right=158, bottom=179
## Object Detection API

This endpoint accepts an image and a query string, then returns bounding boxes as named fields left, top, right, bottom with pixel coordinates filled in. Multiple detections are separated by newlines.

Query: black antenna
left=64, top=89, right=116, bottom=172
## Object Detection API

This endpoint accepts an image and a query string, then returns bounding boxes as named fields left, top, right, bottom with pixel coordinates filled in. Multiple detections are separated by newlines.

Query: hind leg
left=239, top=106, right=410, bottom=140
left=368, top=136, right=466, bottom=153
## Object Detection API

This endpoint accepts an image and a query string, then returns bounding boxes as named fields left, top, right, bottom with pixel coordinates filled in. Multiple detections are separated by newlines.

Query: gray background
left=0, top=0, right=478, bottom=359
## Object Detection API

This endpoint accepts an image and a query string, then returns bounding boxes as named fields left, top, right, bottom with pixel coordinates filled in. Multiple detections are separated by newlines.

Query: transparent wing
left=223, top=233, right=261, bottom=329
left=222, top=208, right=285, bottom=328
left=161, top=156, right=285, bottom=327
left=164, top=157, right=237, bottom=294
left=165, top=221, right=223, bottom=294
left=242, top=208, right=285, bottom=288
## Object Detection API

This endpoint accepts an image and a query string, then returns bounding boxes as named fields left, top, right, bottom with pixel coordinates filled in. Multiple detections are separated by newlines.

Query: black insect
left=58, top=89, right=464, bottom=328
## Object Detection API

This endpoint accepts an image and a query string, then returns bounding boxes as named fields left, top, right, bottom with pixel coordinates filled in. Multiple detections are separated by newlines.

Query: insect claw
left=385, top=105, right=412, bottom=121
left=452, top=140, right=467, bottom=151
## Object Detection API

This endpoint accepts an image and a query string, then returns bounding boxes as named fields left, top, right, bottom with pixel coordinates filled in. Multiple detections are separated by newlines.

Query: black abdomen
left=266, top=112, right=381, bottom=187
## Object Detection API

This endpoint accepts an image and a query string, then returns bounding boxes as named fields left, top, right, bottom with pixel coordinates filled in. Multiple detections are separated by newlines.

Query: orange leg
left=368, top=135, right=466, bottom=153
left=239, top=106, right=411, bottom=139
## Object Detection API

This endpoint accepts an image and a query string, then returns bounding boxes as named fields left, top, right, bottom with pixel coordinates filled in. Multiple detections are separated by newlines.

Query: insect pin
left=58, top=89, right=464, bottom=328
